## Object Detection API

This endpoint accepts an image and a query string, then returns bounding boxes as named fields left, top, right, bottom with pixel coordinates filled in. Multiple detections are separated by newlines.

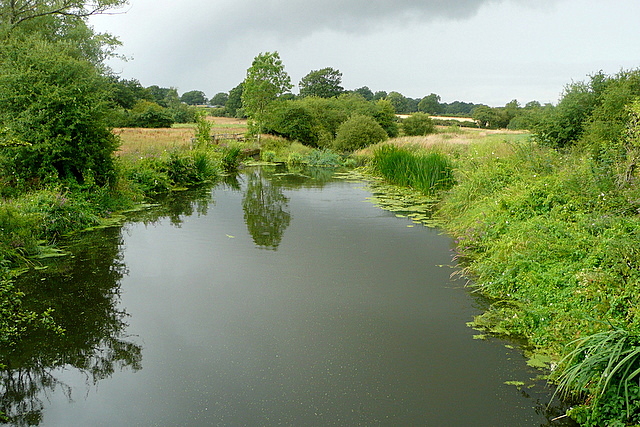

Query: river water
left=2, top=166, right=574, bottom=426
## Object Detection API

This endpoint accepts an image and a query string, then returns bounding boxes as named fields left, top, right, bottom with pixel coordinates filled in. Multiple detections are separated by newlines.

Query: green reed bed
left=370, top=144, right=455, bottom=195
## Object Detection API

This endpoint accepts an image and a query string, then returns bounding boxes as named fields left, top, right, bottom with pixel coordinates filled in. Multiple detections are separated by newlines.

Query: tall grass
left=370, top=145, right=455, bottom=194
left=552, top=329, right=640, bottom=425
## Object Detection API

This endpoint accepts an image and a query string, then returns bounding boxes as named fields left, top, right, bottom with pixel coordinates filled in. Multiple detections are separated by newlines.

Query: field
left=115, top=117, right=248, bottom=158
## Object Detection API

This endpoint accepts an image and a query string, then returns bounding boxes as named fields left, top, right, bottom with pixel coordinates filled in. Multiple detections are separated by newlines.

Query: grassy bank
left=366, top=129, right=640, bottom=425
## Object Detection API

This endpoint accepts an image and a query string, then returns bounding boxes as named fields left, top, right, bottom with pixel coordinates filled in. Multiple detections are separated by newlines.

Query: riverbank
left=364, top=130, right=640, bottom=426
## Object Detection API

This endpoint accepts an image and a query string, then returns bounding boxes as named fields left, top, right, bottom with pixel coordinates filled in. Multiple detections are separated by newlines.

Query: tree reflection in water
left=0, top=226, right=141, bottom=426
left=242, top=170, right=291, bottom=250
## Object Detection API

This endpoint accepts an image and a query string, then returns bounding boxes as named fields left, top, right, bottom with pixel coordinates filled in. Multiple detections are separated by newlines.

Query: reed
left=370, top=145, right=455, bottom=194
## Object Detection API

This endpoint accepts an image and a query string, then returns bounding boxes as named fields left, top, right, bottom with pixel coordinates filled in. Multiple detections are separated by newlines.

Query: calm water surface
left=2, top=167, right=574, bottom=426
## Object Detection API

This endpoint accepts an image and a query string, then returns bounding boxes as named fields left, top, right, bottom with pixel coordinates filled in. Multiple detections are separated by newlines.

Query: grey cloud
left=208, top=0, right=505, bottom=38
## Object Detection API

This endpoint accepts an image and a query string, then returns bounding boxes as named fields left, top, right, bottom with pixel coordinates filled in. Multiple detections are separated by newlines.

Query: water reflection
left=242, top=169, right=291, bottom=250
left=0, top=227, right=141, bottom=426
left=0, top=184, right=223, bottom=426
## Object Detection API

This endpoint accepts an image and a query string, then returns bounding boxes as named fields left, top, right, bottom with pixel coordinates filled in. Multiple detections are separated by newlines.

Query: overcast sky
left=89, top=0, right=640, bottom=107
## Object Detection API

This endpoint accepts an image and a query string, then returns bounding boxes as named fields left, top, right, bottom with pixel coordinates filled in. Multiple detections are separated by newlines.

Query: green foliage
left=371, top=144, right=455, bottom=194
left=0, top=33, right=118, bottom=188
left=225, top=83, right=244, bottom=117
left=402, top=113, right=436, bottom=136
left=304, top=149, right=343, bottom=167
left=418, top=93, right=443, bottom=114
left=373, top=99, right=399, bottom=138
left=334, top=114, right=388, bottom=151
left=127, top=100, right=174, bottom=128
left=194, top=111, right=212, bottom=146
left=0, top=0, right=127, bottom=32
left=221, top=147, right=241, bottom=172
left=553, top=329, right=640, bottom=426
left=299, top=67, right=344, bottom=98
left=210, top=92, right=229, bottom=107
left=242, top=52, right=292, bottom=134
left=264, top=101, right=319, bottom=146
left=180, top=90, right=208, bottom=105
left=109, top=77, right=153, bottom=110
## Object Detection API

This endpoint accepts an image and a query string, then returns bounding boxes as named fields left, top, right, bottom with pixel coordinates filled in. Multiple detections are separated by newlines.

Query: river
left=1, top=166, right=574, bottom=426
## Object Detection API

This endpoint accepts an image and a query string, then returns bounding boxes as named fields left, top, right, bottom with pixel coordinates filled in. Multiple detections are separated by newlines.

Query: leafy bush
left=265, top=101, right=320, bottom=146
left=402, top=113, right=436, bottom=136
left=0, top=35, right=118, bottom=187
left=334, top=114, right=388, bottom=151
left=127, top=101, right=175, bottom=128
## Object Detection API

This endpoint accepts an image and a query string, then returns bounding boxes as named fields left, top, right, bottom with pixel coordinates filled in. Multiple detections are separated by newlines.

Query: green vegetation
left=401, top=112, right=436, bottom=136
left=334, top=114, right=388, bottom=151
left=370, top=145, right=454, bottom=195
left=360, top=68, right=640, bottom=426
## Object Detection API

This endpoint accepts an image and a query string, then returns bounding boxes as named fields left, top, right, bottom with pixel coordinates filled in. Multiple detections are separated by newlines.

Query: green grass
left=370, top=144, right=455, bottom=194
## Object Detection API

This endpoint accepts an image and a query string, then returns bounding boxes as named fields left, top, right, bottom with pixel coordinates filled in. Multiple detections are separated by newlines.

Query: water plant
left=552, top=328, right=640, bottom=426
left=370, top=144, right=455, bottom=194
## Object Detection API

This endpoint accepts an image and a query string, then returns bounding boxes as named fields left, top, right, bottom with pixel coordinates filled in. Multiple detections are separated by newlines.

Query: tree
left=109, top=77, right=152, bottom=110
left=418, top=93, right=443, bottom=115
left=386, top=91, right=410, bottom=114
left=373, top=99, right=399, bottom=137
left=353, top=86, right=374, bottom=101
left=180, top=90, right=208, bottom=105
left=225, top=83, right=244, bottom=117
left=241, top=52, right=292, bottom=136
left=147, top=85, right=172, bottom=107
left=299, top=67, right=344, bottom=98
left=0, top=0, right=127, bottom=31
left=210, top=92, right=228, bottom=107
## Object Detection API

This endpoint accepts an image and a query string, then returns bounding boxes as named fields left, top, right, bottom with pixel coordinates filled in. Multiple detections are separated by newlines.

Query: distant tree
left=353, top=86, right=374, bottom=101
left=299, top=67, right=344, bottom=98
left=386, top=92, right=411, bottom=114
left=226, top=83, right=244, bottom=117
left=524, top=100, right=542, bottom=109
left=373, top=99, right=399, bottom=138
left=180, top=90, right=208, bottom=105
left=373, top=91, right=388, bottom=101
left=147, top=85, right=172, bottom=107
left=210, top=92, right=229, bottom=107
left=242, top=52, right=292, bottom=136
left=471, top=105, right=497, bottom=128
left=110, top=78, right=152, bottom=110
left=418, top=93, right=443, bottom=115
left=442, top=101, right=478, bottom=116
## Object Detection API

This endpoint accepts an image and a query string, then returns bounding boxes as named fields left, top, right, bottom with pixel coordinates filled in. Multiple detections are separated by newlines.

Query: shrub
left=333, top=114, right=388, bottom=151
left=402, top=113, right=436, bottom=136
left=0, top=35, right=118, bottom=187
left=265, top=102, right=319, bottom=146
left=128, top=101, right=174, bottom=128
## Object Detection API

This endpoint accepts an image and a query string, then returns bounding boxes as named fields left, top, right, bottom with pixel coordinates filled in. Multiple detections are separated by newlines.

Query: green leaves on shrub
left=401, top=112, right=436, bottom=136
left=334, top=114, right=388, bottom=151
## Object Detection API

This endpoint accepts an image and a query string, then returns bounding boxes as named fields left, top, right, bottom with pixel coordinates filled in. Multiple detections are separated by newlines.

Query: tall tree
left=210, top=92, right=229, bottom=107
left=298, top=67, right=344, bottom=98
left=180, top=90, right=208, bottom=105
left=241, top=52, right=292, bottom=136
left=418, top=93, right=443, bottom=115
left=0, top=0, right=127, bottom=31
